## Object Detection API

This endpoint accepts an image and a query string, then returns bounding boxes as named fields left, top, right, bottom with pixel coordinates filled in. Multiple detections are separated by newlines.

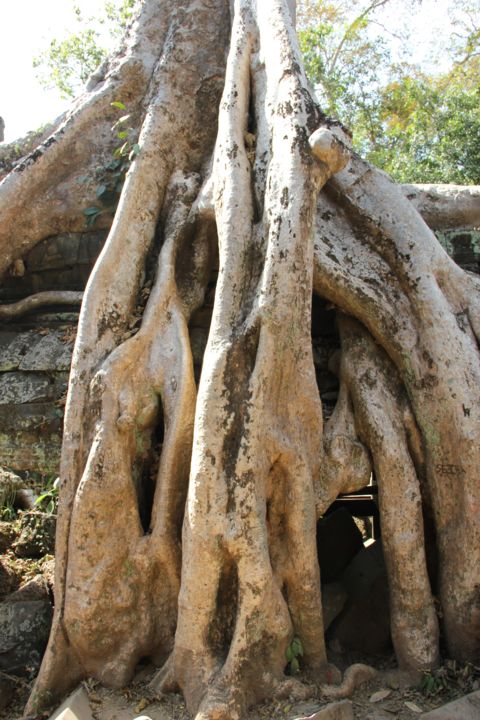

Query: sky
left=0, top=0, right=455, bottom=144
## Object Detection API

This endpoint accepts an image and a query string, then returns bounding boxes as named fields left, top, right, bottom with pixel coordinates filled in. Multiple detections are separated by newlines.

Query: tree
left=0, top=1, right=479, bottom=718
left=299, top=0, right=480, bottom=184
left=33, top=0, right=136, bottom=98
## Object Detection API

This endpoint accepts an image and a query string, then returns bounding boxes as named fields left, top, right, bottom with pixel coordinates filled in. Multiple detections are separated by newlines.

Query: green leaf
left=132, top=143, right=141, bottom=156
left=111, top=100, right=126, bottom=110
left=96, top=184, right=108, bottom=198
left=83, top=206, right=101, bottom=216
left=285, top=646, right=294, bottom=662
left=291, top=636, right=304, bottom=657
left=290, top=657, right=300, bottom=674
left=111, top=114, right=131, bottom=130
left=117, top=130, right=128, bottom=140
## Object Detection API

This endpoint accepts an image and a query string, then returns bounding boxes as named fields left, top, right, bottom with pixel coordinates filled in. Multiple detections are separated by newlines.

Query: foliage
left=33, top=0, right=136, bottom=99
left=359, top=61, right=480, bottom=184
left=285, top=636, right=304, bottom=674
left=298, top=0, right=480, bottom=184
left=83, top=101, right=140, bottom=227
left=35, top=476, right=60, bottom=514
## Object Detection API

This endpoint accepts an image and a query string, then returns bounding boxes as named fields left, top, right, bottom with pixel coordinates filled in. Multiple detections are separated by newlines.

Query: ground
left=3, top=657, right=479, bottom=720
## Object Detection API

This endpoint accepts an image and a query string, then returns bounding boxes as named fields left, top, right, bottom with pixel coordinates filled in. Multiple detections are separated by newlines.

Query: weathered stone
left=0, top=372, right=55, bottom=405
left=19, top=330, right=74, bottom=372
left=321, top=582, right=348, bottom=630
left=329, top=541, right=391, bottom=655
left=0, top=403, right=64, bottom=474
left=317, top=508, right=364, bottom=583
left=420, top=691, right=480, bottom=719
left=7, top=574, right=50, bottom=603
left=0, top=466, right=22, bottom=507
left=13, top=511, right=56, bottom=559
left=294, top=700, right=353, bottom=720
left=0, top=521, right=16, bottom=553
left=49, top=687, right=94, bottom=720
left=0, top=600, right=52, bottom=676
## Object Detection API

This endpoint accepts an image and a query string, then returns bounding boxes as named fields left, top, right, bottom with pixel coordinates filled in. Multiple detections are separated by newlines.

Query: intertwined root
left=18, top=0, right=480, bottom=716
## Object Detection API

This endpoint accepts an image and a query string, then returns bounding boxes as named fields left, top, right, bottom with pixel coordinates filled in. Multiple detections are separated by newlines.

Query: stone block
left=50, top=686, right=94, bottom=720
left=0, top=372, right=54, bottom=405
left=0, top=402, right=63, bottom=473
left=0, top=331, right=42, bottom=371
left=19, top=330, right=73, bottom=372
left=421, top=691, right=480, bottom=719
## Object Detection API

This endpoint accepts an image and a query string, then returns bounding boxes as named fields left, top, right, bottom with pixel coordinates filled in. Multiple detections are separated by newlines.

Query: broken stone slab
left=294, top=700, right=353, bottom=720
left=420, top=691, right=480, bottom=719
left=49, top=686, right=94, bottom=720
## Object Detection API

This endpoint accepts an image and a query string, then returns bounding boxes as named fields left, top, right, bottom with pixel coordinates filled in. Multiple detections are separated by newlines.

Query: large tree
left=0, top=1, right=479, bottom=718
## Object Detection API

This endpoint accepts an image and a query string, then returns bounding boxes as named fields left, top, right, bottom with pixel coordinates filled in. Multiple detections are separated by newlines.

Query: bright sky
left=0, top=0, right=455, bottom=144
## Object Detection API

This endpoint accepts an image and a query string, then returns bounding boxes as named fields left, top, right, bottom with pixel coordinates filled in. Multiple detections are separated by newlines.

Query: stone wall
left=0, top=226, right=478, bottom=476
left=0, top=231, right=106, bottom=475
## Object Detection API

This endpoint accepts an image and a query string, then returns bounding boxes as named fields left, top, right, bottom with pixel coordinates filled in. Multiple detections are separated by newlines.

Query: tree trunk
left=0, top=1, right=478, bottom=718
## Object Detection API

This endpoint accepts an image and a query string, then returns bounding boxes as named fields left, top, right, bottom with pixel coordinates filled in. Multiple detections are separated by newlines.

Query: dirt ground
left=3, top=657, right=479, bottom=720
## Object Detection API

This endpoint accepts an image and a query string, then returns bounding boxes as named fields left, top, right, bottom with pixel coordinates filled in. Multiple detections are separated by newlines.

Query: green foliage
left=34, top=0, right=136, bottom=99
left=299, top=0, right=480, bottom=184
left=285, top=636, right=304, bottom=674
left=83, top=101, right=140, bottom=227
left=35, top=476, right=59, bottom=514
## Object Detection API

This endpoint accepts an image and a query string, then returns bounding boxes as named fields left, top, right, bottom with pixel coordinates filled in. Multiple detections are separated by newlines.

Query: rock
left=50, top=686, right=94, bottom=720
left=19, top=330, right=73, bottom=372
left=329, top=540, right=391, bottom=655
left=0, top=466, right=22, bottom=506
left=321, top=582, right=348, bottom=630
left=294, top=700, right=353, bottom=720
left=0, top=673, right=16, bottom=711
left=13, top=511, right=56, bottom=558
left=0, top=521, right=16, bottom=552
left=0, top=402, right=64, bottom=475
left=0, top=600, right=52, bottom=676
left=0, top=372, right=54, bottom=405
left=317, top=508, right=364, bottom=583
left=420, top=691, right=480, bottom=719
left=7, top=574, right=50, bottom=603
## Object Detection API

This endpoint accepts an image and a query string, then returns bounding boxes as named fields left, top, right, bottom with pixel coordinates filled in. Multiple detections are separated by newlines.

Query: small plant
left=35, top=476, right=60, bottom=514
left=285, top=636, right=303, bottom=674
left=83, top=100, right=140, bottom=227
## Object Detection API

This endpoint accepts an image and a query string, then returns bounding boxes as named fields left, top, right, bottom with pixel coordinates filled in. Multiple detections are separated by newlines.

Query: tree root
left=0, top=291, right=83, bottom=320
left=320, top=664, right=377, bottom=700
